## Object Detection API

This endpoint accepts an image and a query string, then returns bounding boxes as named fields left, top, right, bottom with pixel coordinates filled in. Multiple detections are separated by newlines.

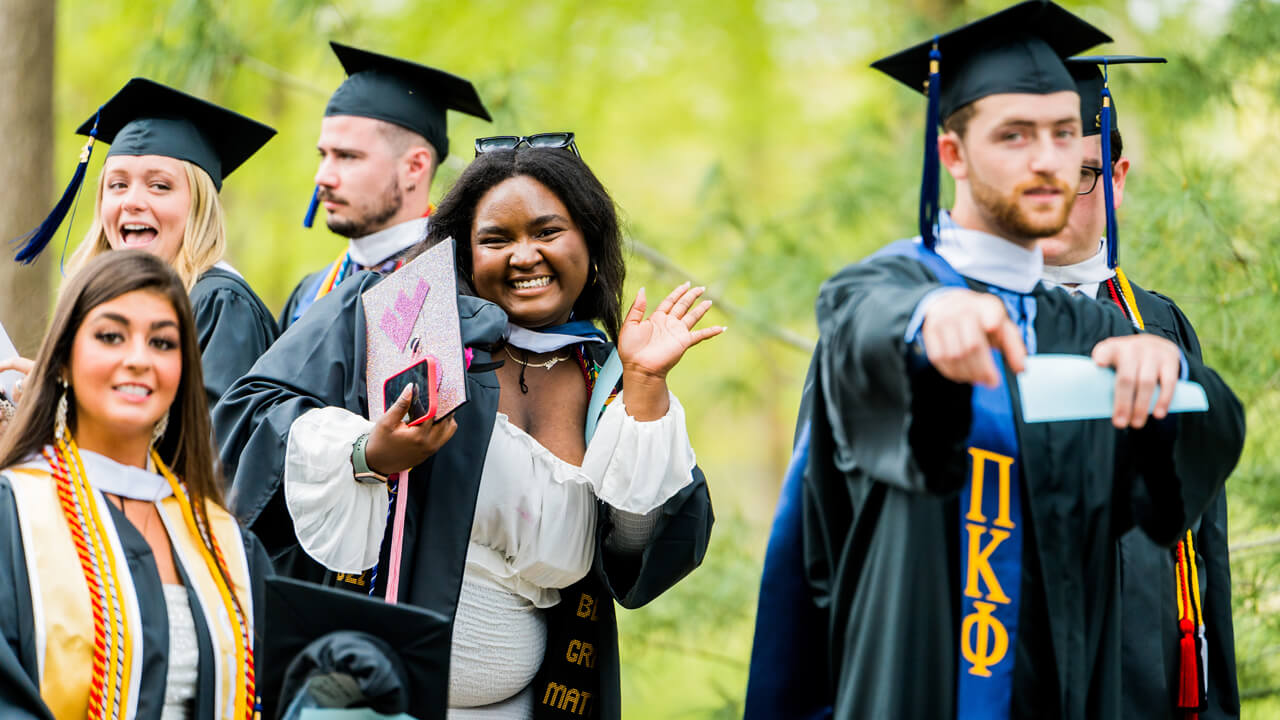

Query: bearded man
left=279, top=42, right=490, bottom=329
left=785, top=2, right=1245, bottom=719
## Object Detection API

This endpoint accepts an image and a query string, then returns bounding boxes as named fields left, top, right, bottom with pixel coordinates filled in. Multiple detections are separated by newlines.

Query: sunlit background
left=6, top=0, right=1280, bottom=715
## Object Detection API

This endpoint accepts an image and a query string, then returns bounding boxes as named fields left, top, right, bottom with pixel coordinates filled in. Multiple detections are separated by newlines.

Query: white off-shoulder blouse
left=283, top=390, right=698, bottom=715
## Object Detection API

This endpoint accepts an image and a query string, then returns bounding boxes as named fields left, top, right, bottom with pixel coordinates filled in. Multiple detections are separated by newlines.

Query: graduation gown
left=190, top=266, right=279, bottom=408
left=0, top=473, right=272, bottom=720
left=1096, top=279, right=1239, bottom=719
left=802, top=254, right=1245, bottom=720
left=213, top=271, right=714, bottom=719
left=276, top=267, right=325, bottom=333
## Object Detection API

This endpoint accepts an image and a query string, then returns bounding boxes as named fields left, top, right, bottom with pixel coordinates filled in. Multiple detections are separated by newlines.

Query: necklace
left=504, top=345, right=571, bottom=370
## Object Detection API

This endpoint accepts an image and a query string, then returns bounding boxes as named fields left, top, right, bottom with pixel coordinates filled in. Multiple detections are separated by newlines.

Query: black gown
left=213, top=271, right=715, bottom=720
left=0, top=475, right=272, bottom=720
left=276, top=267, right=326, bottom=333
left=190, top=267, right=279, bottom=408
left=1096, top=279, right=1238, bottom=720
left=802, top=254, right=1245, bottom=720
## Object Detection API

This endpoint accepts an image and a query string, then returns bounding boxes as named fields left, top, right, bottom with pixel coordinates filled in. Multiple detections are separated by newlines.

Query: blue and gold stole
left=877, top=239, right=1032, bottom=719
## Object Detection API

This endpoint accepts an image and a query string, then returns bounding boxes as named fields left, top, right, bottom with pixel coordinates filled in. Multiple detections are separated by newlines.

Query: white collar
left=505, top=323, right=606, bottom=353
left=213, top=260, right=243, bottom=278
left=19, top=448, right=174, bottom=501
left=1041, top=237, right=1115, bottom=294
left=932, top=211, right=1044, bottom=294
left=347, top=217, right=429, bottom=268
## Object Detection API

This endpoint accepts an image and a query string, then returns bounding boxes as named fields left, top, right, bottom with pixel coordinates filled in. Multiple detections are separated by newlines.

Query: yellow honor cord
left=153, top=450, right=252, bottom=719
left=1113, top=267, right=1146, bottom=330
left=62, top=438, right=135, bottom=718
left=1185, top=530, right=1204, bottom=624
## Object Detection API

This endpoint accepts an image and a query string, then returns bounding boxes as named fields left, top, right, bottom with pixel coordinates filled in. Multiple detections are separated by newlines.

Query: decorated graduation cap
left=870, top=0, right=1111, bottom=250
left=261, top=577, right=451, bottom=720
left=1066, top=55, right=1166, bottom=268
left=13, top=77, right=276, bottom=264
left=303, top=42, right=492, bottom=228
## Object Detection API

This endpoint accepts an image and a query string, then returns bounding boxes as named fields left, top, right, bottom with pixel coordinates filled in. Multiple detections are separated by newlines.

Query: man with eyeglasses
left=278, top=42, right=491, bottom=330
left=1040, top=56, right=1239, bottom=720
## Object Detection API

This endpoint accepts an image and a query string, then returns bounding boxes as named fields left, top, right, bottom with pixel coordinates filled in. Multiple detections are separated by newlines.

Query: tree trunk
left=0, top=0, right=54, bottom=357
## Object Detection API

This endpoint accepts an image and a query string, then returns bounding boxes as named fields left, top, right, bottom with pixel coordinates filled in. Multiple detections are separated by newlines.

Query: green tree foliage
left=48, top=0, right=1280, bottom=714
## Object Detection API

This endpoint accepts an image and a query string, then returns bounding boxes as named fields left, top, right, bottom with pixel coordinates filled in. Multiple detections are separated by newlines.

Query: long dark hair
left=0, top=250, right=232, bottom=581
left=421, top=148, right=626, bottom=340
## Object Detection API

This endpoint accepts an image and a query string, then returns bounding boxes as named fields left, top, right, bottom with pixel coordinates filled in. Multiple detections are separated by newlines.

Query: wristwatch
left=351, top=432, right=388, bottom=484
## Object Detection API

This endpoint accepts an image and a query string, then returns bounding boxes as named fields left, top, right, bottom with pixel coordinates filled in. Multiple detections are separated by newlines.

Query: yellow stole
left=5, top=461, right=253, bottom=720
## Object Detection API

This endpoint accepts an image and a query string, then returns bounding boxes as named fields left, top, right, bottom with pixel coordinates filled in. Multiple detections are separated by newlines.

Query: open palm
left=617, top=282, right=724, bottom=378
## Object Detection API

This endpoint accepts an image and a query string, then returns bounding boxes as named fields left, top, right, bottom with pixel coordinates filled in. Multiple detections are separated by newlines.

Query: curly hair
left=419, top=147, right=626, bottom=340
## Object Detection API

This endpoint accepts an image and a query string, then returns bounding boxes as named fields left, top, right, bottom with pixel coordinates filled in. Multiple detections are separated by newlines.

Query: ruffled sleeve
left=581, top=390, right=697, bottom=514
left=283, top=407, right=387, bottom=573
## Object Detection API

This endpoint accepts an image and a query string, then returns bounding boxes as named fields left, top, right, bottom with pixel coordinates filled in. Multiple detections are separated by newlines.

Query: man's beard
left=324, top=177, right=404, bottom=238
left=971, top=172, right=1074, bottom=240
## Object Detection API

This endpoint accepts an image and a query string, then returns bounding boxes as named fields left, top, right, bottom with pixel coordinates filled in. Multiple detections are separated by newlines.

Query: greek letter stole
left=4, top=462, right=254, bottom=720
left=875, top=240, right=1029, bottom=720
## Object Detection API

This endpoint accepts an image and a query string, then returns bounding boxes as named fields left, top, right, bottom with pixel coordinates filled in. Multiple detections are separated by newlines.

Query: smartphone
left=383, top=356, right=439, bottom=426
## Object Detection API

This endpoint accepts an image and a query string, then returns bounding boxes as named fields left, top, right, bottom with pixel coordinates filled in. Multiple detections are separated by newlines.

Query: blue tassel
left=1099, top=63, right=1119, bottom=269
left=920, top=37, right=942, bottom=250
left=13, top=112, right=101, bottom=265
left=303, top=186, right=320, bottom=228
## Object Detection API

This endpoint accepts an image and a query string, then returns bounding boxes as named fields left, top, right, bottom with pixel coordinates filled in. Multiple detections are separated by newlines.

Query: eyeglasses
left=474, top=132, right=580, bottom=158
left=1078, top=164, right=1105, bottom=195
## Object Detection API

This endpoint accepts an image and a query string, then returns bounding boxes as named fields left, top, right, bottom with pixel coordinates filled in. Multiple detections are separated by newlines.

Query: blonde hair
left=65, top=159, right=226, bottom=292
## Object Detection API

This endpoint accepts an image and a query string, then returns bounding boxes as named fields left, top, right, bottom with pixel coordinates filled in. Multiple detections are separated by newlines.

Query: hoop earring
left=151, top=410, right=169, bottom=448
left=54, top=378, right=69, bottom=443
left=591, top=262, right=600, bottom=287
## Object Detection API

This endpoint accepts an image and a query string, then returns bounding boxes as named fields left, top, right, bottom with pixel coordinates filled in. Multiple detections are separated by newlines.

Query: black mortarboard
left=12, top=77, right=275, bottom=264
left=260, top=577, right=451, bottom=720
left=1066, top=55, right=1166, bottom=137
left=1065, top=55, right=1166, bottom=268
left=303, top=42, right=493, bottom=228
left=870, top=1, right=1111, bottom=250
left=324, top=42, right=491, bottom=162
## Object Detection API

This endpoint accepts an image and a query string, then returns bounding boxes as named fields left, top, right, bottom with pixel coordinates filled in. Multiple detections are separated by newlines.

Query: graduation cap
left=12, top=77, right=276, bottom=264
left=871, top=0, right=1111, bottom=250
left=260, top=577, right=451, bottom=720
left=1065, top=55, right=1166, bottom=268
left=304, top=42, right=492, bottom=228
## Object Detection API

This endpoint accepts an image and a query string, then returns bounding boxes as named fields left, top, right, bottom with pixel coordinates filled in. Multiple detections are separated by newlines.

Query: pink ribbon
left=384, top=471, right=409, bottom=604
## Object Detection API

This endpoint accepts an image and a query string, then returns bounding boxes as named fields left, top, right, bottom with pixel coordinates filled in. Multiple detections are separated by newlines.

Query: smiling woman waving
left=0, top=250, right=269, bottom=720
left=12, top=78, right=279, bottom=411
left=214, top=140, right=722, bottom=719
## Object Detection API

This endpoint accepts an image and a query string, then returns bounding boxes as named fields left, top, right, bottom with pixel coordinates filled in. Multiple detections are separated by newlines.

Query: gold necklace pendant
left=504, top=346, right=570, bottom=370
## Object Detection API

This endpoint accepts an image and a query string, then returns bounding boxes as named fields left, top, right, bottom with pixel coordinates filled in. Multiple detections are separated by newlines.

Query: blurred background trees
left=2, top=0, right=1277, bottom=715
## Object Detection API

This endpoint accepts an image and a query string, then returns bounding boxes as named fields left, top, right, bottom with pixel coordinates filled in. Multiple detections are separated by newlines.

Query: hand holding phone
left=363, top=357, right=456, bottom=475
left=383, top=357, right=440, bottom=426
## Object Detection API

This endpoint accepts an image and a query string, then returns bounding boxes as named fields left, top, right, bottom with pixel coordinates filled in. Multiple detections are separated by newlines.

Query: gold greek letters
left=965, top=448, right=1015, bottom=529
left=335, top=572, right=367, bottom=587
left=960, top=446, right=1016, bottom=677
left=963, top=524, right=1012, bottom=604
left=961, top=601, right=1010, bottom=677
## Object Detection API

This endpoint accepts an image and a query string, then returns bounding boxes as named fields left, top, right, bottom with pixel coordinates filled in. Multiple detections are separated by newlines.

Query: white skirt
left=448, top=572, right=546, bottom=716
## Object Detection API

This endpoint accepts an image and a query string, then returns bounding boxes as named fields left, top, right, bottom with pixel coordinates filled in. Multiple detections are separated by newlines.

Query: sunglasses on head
left=474, top=132, right=580, bottom=158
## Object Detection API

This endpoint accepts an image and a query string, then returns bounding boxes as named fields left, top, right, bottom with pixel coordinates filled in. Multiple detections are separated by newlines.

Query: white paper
left=1016, top=353, right=1208, bottom=423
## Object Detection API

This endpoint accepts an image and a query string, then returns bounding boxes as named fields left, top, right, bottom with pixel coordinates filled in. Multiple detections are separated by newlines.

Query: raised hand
left=615, top=282, right=724, bottom=421
left=921, top=290, right=1027, bottom=388
left=363, top=383, right=458, bottom=476
left=1091, top=334, right=1182, bottom=429
left=617, top=282, right=724, bottom=380
left=0, top=356, right=34, bottom=403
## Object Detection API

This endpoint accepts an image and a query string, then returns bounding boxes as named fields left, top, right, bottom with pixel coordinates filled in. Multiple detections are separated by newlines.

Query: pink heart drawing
left=379, top=278, right=430, bottom=351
